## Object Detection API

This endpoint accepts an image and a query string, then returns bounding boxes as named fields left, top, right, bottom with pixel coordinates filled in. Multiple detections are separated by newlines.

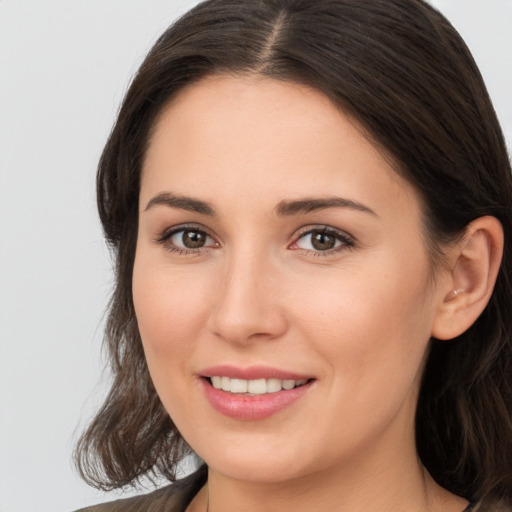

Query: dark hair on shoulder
left=75, top=0, right=512, bottom=503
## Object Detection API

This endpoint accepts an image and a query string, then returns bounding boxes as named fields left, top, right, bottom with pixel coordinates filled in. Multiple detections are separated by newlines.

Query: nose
left=207, top=250, right=288, bottom=345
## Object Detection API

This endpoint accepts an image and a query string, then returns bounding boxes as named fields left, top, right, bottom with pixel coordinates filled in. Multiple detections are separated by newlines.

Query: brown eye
left=311, top=231, right=336, bottom=251
left=292, top=227, right=354, bottom=254
left=182, top=230, right=206, bottom=248
left=163, top=227, right=217, bottom=252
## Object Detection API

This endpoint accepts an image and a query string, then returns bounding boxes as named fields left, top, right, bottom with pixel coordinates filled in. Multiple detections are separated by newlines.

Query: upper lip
left=200, top=365, right=314, bottom=381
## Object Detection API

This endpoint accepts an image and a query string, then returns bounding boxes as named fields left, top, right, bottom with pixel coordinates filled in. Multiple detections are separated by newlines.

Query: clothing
left=74, top=469, right=508, bottom=512
left=73, top=484, right=188, bottom=512
left=73, top=468, right=206, bottom=512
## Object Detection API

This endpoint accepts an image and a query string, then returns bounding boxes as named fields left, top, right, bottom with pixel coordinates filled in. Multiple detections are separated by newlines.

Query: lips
left=201, top=364, right=313, bottom=381
left=199, top=365, right=315, bottom=420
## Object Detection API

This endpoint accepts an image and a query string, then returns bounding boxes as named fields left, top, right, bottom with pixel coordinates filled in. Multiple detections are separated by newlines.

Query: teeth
left=209, top=376, right=308, bottom=394
left=247, top=379, right=266, bottom=394
left=230, top=378, right=248, bottom=393
left=282, top=379, right=295, bottom=390
left=266, top=378, right=282, bottom=393
left=221, top=376, right=230, bottom=391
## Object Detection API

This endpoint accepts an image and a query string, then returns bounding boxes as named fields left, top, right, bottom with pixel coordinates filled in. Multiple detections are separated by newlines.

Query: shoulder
left=73, top=485, right=181, bottom=512
left=73, top=468, right=207, bottom=512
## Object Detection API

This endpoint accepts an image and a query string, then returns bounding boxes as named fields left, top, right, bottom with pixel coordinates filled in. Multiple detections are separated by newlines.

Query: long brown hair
left=75, top=0, right=512, bottom=503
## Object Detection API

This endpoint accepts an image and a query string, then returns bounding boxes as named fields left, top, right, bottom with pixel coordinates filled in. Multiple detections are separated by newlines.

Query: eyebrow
left=145, top=192, right=215, bottom=215
left=144, top=192, right=377, bottom=218
left=275, top=197, right=378, bottom=217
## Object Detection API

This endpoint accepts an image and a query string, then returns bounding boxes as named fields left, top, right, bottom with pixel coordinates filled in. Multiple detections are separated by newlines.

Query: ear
left=432, top=216, right=504, bottom=340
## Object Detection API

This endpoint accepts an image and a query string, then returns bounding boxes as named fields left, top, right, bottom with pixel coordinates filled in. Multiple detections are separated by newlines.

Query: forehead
left=141, top=74, right=418, bottom=219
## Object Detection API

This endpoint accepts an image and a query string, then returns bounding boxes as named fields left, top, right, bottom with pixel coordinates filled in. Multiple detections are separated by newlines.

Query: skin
left=133, top=75, right=471, bottom=512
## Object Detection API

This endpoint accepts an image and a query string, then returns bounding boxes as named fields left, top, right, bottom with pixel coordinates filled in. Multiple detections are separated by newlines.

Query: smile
left=200, top=367, right=316, bottom=420
left=209, top=376, right=309, bottom=395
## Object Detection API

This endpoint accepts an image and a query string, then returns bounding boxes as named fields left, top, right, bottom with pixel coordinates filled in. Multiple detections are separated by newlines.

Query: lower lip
left=201, top=379, right=314, bottom=420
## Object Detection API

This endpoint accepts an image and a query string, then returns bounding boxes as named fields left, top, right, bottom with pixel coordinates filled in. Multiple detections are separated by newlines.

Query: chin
left=189, top=435, right=328, bottom=484
left=206, top=456, right=311, bottom=484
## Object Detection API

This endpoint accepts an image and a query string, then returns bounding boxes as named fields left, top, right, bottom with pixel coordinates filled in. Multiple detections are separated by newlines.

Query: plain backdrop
left=0, top=1, right=511, bottom=511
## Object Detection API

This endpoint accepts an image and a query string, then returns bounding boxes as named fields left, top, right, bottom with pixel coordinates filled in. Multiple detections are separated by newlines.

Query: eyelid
left=155, top=222, right=212, bottom=241
left=289, top=225, right=356, bottom=254
left=154, top=223, right=220, bottom=253
left=153, top=223, right=355, bottom=256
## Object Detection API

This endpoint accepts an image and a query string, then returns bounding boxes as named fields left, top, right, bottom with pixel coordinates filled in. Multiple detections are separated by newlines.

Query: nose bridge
left=208, top=245, right=286, bottom=344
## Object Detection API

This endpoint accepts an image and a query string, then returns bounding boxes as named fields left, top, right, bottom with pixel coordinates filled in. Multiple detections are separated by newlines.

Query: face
left=133, top=76, right=447, bottom=484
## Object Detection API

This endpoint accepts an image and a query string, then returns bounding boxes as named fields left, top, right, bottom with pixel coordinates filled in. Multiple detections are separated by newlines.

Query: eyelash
left=154, top=224, right=218, bottom=256
left=154, top=224, right=356, bottom=257
left=289, top=226, right=355, bottom=257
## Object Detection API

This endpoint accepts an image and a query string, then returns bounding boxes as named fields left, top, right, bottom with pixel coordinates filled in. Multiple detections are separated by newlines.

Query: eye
left=290, top=227, right=354, bottom=254
left=171, top=229, right=210, bottom=249
left=155, top=225, right=219, bottom=253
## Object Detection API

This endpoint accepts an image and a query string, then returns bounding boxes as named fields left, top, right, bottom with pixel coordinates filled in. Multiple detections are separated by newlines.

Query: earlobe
left=432, top=216, right=504, bottom=341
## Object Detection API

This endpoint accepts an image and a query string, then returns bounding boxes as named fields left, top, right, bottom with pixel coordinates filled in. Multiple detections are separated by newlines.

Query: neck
left=200, top=440, right=467, bottom=512
left=195, top=430, right=466, bottom=512
left=206, top=460, right=423, bottom=512
left=186, top=392, right=468, bottom=512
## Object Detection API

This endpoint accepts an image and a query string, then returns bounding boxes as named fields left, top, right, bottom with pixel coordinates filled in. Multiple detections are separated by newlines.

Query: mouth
left=199, top=368, right=316, bottom=420
left=205, top=376, right=312, bottom=395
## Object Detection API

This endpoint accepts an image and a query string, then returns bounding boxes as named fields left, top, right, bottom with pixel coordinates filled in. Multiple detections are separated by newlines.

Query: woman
left=74, top=0, right=512, bottom=511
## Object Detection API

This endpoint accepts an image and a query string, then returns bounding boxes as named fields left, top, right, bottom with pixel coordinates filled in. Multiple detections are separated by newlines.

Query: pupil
left=182, top=230, right=206, bottom=248
left=312, top=232, right=335, bottom=250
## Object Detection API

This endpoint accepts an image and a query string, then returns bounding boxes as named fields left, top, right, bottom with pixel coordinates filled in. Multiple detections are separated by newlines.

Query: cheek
left=132, top=253, right=211, bottom=362
left=132, top=258, right=212, bottom=435
left=291, top=250, right=434, bottom=396
left=132, top=252, right=221, bottom=438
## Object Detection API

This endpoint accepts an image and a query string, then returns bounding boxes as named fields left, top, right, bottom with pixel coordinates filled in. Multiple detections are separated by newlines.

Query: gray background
left=0, top=1, right=511, bottom=511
